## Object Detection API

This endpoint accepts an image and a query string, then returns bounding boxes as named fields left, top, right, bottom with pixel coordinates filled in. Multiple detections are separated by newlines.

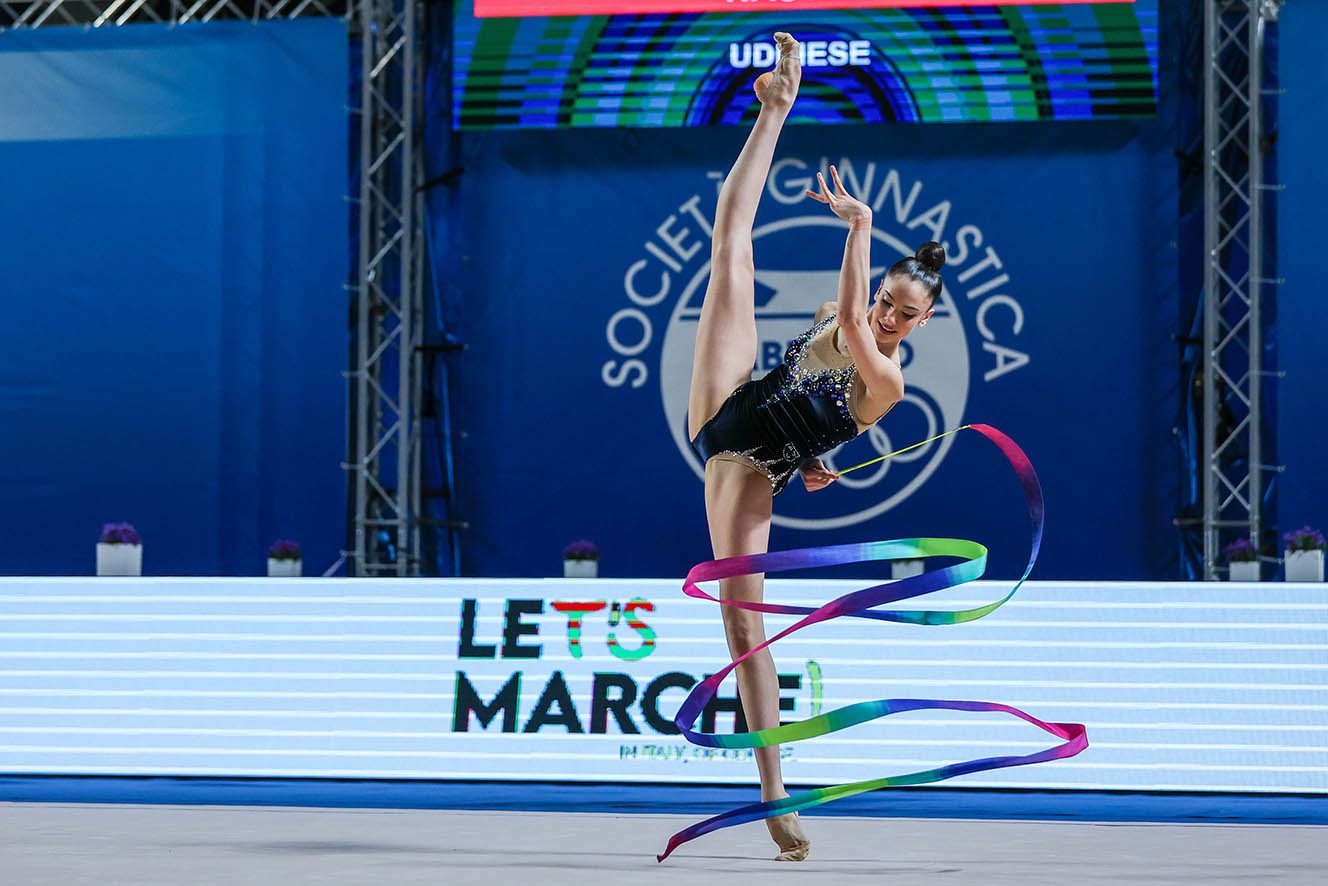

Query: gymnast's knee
left=709, top=237, right=754, bottom=274
left=722, top=613, right=768, bottom=656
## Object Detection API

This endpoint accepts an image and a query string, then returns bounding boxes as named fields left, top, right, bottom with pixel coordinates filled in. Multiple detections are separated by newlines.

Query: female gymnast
left=687, top=32, right=946, bottom=862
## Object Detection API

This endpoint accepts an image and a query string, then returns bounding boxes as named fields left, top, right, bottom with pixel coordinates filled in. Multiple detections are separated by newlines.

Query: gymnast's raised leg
left=685, top=32, right=811, bottom=863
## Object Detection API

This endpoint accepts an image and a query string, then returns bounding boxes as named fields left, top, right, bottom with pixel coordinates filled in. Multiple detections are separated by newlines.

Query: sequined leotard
left=690, top=313, right=890, bottom=495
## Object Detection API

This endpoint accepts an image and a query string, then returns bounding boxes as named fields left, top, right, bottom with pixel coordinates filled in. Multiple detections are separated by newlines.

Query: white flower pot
left=268, top=558, right=302, bottom=577
left=563, top=558, right=598, bottom=578
left=96, top=543, right=142, bottom=577
left=891, top=558, right=925, bottom=579
left=1284, top=549, right=1324, bottom=582
left=1228, top=560, right=1260, bottom=582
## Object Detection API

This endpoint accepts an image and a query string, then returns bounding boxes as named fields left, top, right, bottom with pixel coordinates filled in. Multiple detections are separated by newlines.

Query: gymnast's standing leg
left=684, top=32, right=811, bottom=863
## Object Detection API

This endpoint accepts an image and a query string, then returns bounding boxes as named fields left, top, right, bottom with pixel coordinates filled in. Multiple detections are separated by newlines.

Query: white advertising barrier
left=0, top=577, right=1324, bottom=793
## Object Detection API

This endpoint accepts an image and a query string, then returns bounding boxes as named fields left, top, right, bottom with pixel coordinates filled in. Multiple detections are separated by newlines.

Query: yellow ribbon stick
left=836, top=424, right=972, bottom=476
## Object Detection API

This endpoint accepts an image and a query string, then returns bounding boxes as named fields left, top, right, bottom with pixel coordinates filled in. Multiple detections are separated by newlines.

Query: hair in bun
left=884, top=241, right=947, bottom=304
left=915, top=241, right=946, bottom=274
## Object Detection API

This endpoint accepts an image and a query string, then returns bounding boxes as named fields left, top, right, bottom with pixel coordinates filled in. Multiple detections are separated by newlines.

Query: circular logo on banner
left=603, top=158, right=1029, bottom=531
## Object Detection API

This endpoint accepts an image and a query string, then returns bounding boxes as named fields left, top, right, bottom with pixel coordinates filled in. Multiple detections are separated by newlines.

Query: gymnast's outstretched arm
left=807, top=164, right=903, bottom=405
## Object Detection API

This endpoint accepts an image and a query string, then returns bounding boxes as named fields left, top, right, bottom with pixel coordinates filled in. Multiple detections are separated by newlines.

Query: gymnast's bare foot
left=753, top=32, right=801, bottom=111
left=765, top=808, right=811, bottom=862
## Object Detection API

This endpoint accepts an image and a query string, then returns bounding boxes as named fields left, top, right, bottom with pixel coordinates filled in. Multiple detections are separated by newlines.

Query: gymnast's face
left=869, top=276, right=934, bottom=346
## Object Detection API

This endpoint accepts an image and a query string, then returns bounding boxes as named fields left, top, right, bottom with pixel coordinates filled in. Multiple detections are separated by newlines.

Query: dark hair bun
left=915, top=241, right=946, bottom=274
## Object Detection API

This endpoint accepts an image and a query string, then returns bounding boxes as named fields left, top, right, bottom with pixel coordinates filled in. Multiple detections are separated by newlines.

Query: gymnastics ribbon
left=657, top=423, right=1087, bottom=862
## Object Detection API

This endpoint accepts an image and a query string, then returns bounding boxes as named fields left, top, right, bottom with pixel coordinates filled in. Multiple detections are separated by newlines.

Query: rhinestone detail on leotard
left=759, top=314, right=857, bottom=423
left=709, top=446, right=789, bottom=488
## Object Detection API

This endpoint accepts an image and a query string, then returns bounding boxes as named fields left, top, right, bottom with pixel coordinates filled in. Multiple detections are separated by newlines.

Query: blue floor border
left=2, top=776, right=1324, bottom=824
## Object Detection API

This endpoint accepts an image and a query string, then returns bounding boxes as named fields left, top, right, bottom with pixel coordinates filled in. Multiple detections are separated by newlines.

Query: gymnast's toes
left=754, top=32, right=801, bottom=108
left=775, top=839, right=811, bottom=862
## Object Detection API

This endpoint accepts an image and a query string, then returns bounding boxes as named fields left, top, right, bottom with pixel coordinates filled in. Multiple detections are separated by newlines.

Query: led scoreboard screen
left=453, top=0, right=1157, bottom=129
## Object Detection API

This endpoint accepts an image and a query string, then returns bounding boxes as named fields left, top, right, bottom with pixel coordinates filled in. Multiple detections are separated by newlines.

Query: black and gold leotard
left=690, top=313, right=889, bottom=495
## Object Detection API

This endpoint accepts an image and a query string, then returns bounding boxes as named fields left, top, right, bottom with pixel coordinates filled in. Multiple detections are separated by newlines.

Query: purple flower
left=1222, top=537, right=1257, bottom=563
left=99, top=522, right=142, bottom=545
left=268, top=539, right=302, bottom=561
left=563, top=539, right=598, bottom=561
left=1283, top=525, right=1326, bottom=553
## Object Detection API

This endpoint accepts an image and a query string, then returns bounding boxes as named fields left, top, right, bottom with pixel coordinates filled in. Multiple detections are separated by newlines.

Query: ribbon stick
left=836, top=424, right=972, bottom=476
left=658, top=423, right=1087, bottom=862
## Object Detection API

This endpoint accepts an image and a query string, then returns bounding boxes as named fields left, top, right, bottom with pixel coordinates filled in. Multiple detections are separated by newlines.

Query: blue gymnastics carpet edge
left=0, top=777, right=1323, bottom=825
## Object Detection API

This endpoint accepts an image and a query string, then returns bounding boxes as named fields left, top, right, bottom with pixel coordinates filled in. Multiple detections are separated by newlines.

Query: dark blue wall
left=0, top=21, right=348, bottom=575
left=1277, top=0, right=1328, bottom=544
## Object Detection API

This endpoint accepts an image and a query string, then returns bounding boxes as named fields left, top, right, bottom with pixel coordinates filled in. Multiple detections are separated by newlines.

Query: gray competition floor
left=3, top=803, right=1326, bottom=886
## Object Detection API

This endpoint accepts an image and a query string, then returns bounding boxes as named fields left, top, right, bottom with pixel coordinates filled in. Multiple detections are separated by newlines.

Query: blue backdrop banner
left=0, top=21, right=348, bottom=576
left=445, top=110, right=1178, bottom=579
left=1277, top=1, right=1328, bottom=546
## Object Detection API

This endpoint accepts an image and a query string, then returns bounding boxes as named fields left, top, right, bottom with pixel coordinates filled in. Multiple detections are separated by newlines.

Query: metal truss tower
left=0, top=0, right=343, bottom=27
left=348, top=0, right=426, bottom=576
left=1201, top=0, right=1281, bottom=579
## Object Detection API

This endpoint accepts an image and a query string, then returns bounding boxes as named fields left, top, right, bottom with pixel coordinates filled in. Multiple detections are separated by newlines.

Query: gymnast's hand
left=799, top=457, right=839, bottom=492
left=805, top=165, right=871, bottom=224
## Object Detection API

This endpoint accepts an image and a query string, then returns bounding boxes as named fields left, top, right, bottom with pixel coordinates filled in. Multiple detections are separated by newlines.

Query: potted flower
left=268, top=539, right=303, bottom=577
left=563, top=540, right=598, bottom=578
left=96, top=523, right=142, bottom=576
left=1283, top=526, right=1325, bottom=582
left=1223, top=537, right=1260, bottom=582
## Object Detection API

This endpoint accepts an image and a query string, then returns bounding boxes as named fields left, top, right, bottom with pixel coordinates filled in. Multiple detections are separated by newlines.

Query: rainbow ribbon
left=658, top=423, right=1087, bottom=862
